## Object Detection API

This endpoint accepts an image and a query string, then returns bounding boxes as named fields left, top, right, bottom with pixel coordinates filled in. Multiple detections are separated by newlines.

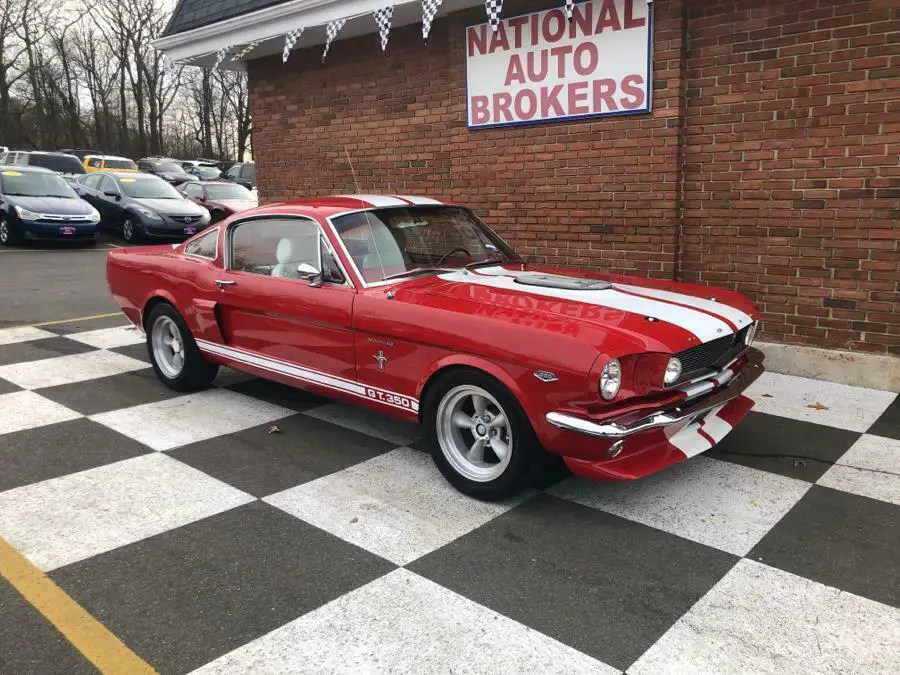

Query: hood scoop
left=513, top=273, right=612, bottom=291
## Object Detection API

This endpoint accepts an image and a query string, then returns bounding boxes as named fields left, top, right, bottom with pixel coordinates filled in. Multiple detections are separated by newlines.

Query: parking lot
left=1, top=241, right=899, bottom=674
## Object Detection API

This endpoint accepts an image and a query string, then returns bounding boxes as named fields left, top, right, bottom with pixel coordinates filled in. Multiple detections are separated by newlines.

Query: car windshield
left=331, top=206, right=519, bottom=284
left=0, top=170, right=78, bottom=198
left=206, top=184, right=252, bottom=200
left=196, top=166, right=221, bottom=179
left=155, top=160, right=185, bottom=173
left=105, top=158, right=137, bottom=170
left=28, top=154, right=85, bottom=174
left=121, top=177, right=181, bottom=199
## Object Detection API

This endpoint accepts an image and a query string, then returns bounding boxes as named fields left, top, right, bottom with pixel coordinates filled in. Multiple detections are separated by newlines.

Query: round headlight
left=600, top=358, right=621, bottom=401
left=745, top=322, right=757, bottom=346
left=664, top=357, right=682, bottom=386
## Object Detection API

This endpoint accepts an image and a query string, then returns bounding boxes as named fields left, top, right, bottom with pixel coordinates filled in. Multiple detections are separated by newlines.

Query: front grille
left=674, top=325, right=750, bottom=384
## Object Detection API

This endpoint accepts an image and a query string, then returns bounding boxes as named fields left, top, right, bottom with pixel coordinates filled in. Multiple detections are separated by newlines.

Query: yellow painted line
left=106, top=243, right=122, bottom=248
left=0, top=537, right=156, bottom=674
left=32, top=312, right=123, bottom=328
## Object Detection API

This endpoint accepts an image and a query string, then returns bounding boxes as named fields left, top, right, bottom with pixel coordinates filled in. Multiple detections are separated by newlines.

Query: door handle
left=214, top=279, right=235, bottom=289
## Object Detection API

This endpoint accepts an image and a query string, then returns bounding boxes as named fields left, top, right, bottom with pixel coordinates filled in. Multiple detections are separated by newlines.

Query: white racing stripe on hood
left=439, top=268, right=733, bottom=343
left=615, top=283, right=753, bottom=330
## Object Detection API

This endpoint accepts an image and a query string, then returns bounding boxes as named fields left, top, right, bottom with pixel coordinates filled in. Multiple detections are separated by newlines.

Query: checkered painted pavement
left=1, top=317, right=898, bottom=674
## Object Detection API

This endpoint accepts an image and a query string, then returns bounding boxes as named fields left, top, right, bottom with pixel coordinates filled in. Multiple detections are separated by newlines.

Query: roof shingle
left=162, top=0, right=291, bottom=37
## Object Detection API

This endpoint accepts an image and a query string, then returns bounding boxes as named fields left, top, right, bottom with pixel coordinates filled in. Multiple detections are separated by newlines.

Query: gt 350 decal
left=196, top=339, right=419, bottom=413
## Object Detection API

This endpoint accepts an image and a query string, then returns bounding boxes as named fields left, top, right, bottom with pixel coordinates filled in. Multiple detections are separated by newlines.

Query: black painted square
left=0, top=337, right=96, bottom=367
left=38, top=368, right=183, bottom=416
left=868, top=395, right=900, bottom=441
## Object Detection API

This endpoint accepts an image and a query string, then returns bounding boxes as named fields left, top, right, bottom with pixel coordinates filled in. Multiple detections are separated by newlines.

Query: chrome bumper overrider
left=546, top=348, right=765, bottom=440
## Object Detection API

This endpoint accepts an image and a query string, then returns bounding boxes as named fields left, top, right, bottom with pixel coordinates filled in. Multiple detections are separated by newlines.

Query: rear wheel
left=146, top=303, right=218, bottom=391
left=425, top=369, right=546, bottom=501
left=0, top=216, right=18, bottom=246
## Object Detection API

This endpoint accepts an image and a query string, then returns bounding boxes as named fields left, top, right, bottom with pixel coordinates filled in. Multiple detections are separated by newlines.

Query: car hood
left=131, top=198, right=206, bottom=216
left=8, top=195, right=95, bottom=215
left=212, top=199, right=257, bottom=212
left=401, top=265, right=758, bottom=355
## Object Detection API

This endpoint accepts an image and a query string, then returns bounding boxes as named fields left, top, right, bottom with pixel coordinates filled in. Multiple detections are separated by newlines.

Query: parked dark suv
left=224, top=162, right=256, bottom=190
left=137, top=157, right=194, bottom=185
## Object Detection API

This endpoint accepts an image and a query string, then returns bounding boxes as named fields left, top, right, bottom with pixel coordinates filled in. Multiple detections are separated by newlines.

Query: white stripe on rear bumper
left=439, top=268, right=732, bottom=343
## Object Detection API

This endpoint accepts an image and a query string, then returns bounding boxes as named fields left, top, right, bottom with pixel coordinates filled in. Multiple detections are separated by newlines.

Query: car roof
left=246, top=195, right=447, bottom=219
left=85, top=155, right=134, bottom=161
left=99, top=171, right=160, bottom=179
left=10, top=150, right=77, bottom=157
left=0, top=164, right=54, bottom=174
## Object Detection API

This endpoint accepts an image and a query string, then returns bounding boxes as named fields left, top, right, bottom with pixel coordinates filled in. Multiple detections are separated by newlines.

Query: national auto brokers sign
left=466, top=0, right=652, bottom=129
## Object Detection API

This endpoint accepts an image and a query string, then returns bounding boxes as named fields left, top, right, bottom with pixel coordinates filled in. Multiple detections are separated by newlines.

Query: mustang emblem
left=374, top=351, right=388, bottom=370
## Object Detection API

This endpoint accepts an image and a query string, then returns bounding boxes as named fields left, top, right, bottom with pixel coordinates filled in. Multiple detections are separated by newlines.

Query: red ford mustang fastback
left=107, top=195, right=764, bottom=500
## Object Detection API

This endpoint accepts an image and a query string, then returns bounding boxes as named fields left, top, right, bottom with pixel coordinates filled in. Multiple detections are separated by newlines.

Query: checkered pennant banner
left=213, top=45, right=232, bottom=69
left=565, top=0, right=574, bottom=20
left=283, top=27, right=304, bottom=62
left=161, top=53, right=174, bottom=75
left=485, top=0, right=503, bottom=30
left=232, top=40, right=261, bottom=62
left=322, top=18, right=347, bottom=61
left=422, top=0, right=443, bottom=40
left=373, top=5, right=394, bottom=51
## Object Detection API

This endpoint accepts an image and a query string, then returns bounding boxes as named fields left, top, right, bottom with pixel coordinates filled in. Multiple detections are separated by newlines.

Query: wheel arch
left=416, top=356, right=526, bottom=423
left=141, top=292, right=179, bottom=330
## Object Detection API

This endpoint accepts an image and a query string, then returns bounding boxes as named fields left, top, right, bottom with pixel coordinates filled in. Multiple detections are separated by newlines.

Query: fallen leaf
left=792, top=459, right=806, bottom=468
left=761, top=393, right=773, bottom=398
left=807, top=402, right=829, bottom=411
left=350, top=517, right=359, bottom=524
left=267, top=424, right=282, bottom=434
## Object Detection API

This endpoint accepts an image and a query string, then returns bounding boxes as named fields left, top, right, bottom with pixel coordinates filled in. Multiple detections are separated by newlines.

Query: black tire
left=424, top=368, right=548, bottom=501
left=0, top=216, right=18, bottom=246
left=122, top=215, right=141, bottom=243
left=145, top=303, right=218, bottom=392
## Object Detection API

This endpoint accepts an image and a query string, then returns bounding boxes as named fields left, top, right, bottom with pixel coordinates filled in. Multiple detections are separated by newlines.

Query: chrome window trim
left=224, top=214, right=353, bottom=288
left=183, top=226, right=220, bottom=261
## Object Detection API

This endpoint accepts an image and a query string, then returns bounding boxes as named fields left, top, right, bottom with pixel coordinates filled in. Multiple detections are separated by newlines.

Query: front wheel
left=425, top=369, right=545, bottom=501
left=122, top=216, right=140, bottom=243
left=146, top=303, right=218, bottom=392
left=0, top=216, right=18, bottom=246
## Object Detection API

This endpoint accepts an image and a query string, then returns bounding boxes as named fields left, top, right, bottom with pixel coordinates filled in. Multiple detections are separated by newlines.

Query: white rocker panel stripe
left=196, top=339, right=419, bottom=413
left=440, top=267, right=733, bottom=344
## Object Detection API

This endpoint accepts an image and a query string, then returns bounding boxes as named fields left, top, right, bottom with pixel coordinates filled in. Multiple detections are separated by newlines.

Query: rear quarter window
left=184, top=229, right=218, bottom=259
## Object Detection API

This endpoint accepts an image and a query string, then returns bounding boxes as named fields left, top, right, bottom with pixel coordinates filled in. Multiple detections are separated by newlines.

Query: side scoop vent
left=513, top=273, right=612, bottom=291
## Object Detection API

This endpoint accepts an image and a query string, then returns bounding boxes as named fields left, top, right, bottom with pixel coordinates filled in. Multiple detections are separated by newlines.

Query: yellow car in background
left=83, top=155, right=138, bottom=173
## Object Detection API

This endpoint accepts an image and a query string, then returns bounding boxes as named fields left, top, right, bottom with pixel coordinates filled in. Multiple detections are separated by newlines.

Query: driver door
left=211, top=216, right=357, bottom=383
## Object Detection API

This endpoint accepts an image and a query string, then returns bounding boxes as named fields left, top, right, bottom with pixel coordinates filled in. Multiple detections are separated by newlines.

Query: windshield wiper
left=381, top=267, right=456, bottom=282
left=465, top=257, right=510, bottom=270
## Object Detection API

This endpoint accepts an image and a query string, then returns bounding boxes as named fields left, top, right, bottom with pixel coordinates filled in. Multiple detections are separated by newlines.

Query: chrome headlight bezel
left=745, top=321, right=758, bottom=347
left=600, top=358, right=622, bottom=401
left=664, top=357, right=682, bottom=386
left=15, top=205, right=40, bottom=221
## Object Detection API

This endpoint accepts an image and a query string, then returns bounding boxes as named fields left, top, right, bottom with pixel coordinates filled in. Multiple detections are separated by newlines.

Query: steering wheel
left=437, top=247, right=471, bottom=264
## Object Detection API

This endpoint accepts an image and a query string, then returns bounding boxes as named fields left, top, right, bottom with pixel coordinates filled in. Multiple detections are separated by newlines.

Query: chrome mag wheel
left=436, top=384, right=513, bottom=482
left=122, top=218, right=135, bottom=242
left=151, top=315, right=185, bottom=378
left=0, top=219, right=9, bottom=244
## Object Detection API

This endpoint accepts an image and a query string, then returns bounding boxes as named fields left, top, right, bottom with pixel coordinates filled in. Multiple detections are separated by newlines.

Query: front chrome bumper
left=546, top=348, right=765, bottom=439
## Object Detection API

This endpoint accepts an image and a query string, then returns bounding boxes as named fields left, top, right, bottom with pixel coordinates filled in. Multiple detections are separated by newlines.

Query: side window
left=320, top=240, right=345, bottom=284
left=230, top=218, right=320, bottom=279
left=98, top=175, right=117, bottom=193
left=184, top=183, right=203, bottom=198
left=88, top=158, right=101, bottom=168
left=184, top=229, right=218, bottom=259
left=226, top=166, right=241, bottom=180
left=82, top=174, right=99, bottom=189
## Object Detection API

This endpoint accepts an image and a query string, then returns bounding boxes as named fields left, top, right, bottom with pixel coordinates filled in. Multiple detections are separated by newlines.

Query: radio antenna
left=344, top=146, right=387, bottom=281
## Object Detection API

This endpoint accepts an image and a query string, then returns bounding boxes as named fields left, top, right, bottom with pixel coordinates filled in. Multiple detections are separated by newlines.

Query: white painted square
left=191, top=569, right=612, bottom=675
left=0, top=391, right=81, bottom=435
left=630, top=559, right=900, bottom=675
left=90, top=388, right=295, bottom=452
left=0, top=326, right=56, bottom=346
left=0, top=453, right=254, bottom=571
left=265, top=447, right=532, bottom=565
left=746, top=372, right=896, bottom=432
left=0, top=351, right=147, bottom=390
left=549, top=456, right=810, bottom=556
left=817, top=434, right=900, bottom=506
left=65, top=325, right=144, bottom=349
left=304, top=402, right=421, bottom=446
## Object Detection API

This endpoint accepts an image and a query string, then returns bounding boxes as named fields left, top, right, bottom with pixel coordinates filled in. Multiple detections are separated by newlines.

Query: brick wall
left=248, top=0, right=900, bottom=354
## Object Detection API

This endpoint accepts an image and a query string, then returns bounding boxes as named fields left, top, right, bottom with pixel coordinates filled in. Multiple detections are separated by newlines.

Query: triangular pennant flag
left=161, top=54, right=173, bottom=75
left=213, top=45, right=232, bottom=69
left=322, top=18, right=347, bottom=61
left=565, top=0, right=574, bottom=21
left=422, top=0, right=443, bottom=41
left=283, top=27, right=304, bottom=62
left=373, top=6, right=394, bottom=51
left=485, top=0, right=502, bottom=30
left=232, top=40, right=261, bottom=62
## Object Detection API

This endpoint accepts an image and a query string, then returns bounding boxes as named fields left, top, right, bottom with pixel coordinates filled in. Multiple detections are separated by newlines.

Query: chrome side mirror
left=296, top=262, right=322, bottom=287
